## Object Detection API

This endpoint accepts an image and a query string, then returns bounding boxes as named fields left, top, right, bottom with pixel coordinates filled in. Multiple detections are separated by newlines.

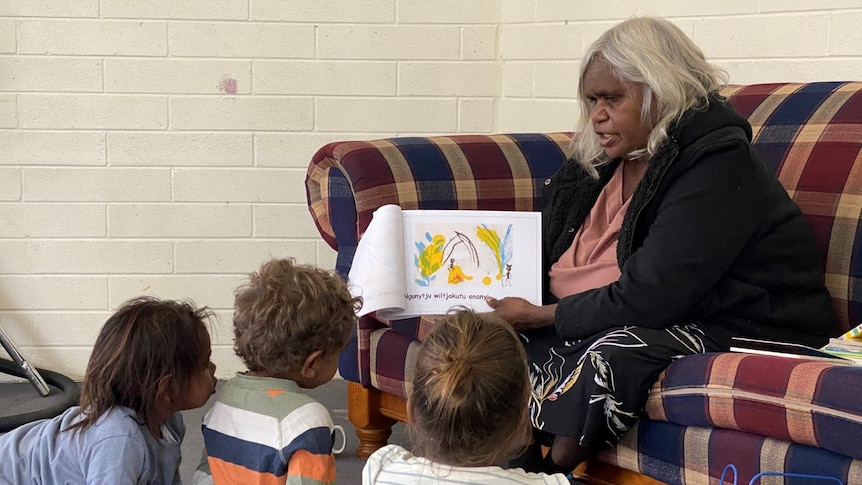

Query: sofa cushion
left=646, top=352, right=862, bottom=460
left=598, top=418, right=862, bottom=485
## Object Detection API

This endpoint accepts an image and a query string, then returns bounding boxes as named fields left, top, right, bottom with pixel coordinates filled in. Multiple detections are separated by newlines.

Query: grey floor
left=179, top=378, right=410, bottom=484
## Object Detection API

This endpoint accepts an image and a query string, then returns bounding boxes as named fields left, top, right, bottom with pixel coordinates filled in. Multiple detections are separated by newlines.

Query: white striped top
left=362, top=445, right=572, bottom=485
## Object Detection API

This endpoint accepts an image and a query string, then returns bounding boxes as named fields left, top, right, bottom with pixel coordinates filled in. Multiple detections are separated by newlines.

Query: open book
left=348, top=204, right=542, bottom=319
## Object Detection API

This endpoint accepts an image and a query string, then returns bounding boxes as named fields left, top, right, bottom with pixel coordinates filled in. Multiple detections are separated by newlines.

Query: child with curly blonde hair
left=362, top=309, right=574, bottom=484
left=195, top=258, right=360, bottom=485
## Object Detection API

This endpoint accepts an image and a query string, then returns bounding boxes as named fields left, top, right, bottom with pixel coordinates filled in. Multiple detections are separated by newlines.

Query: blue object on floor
left=719, top=463, right=844, bottom=485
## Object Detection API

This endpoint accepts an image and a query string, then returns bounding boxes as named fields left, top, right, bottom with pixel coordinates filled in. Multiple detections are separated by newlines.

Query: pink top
left=549, top=162, right=632, bottom=299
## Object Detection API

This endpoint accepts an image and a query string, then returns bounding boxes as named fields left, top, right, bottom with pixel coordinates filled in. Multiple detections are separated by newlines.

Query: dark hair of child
left=232, top=258, right=361, bottom=376
left=409, top=309, right=533, bottom=467
left=67, top=296, right=213, bottom=434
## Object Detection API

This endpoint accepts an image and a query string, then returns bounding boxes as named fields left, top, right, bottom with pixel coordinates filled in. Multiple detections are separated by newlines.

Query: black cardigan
left=542, top=96, right=835, bottom=348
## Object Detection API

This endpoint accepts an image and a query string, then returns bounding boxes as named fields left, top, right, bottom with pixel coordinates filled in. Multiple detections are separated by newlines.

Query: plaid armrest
left=646, top=352, right=862, bottom=460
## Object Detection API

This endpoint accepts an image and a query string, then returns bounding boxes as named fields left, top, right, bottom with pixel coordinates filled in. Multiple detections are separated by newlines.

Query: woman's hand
left=485, top=296, right=556, bottom=332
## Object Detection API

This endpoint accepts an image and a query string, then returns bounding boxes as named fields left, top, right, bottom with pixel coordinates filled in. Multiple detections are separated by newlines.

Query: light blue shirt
left=0, top=405, right=185, bottom=485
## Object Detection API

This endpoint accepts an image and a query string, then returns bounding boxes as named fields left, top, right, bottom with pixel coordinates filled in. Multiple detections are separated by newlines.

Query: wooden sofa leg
left=577, top=460, right=665, bottom=485
left=347, top=381, right=396, bottom=458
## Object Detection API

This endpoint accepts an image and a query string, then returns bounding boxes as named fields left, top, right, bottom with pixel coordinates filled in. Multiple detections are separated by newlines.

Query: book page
left=348, top=204, right=406, bottom=317
left=398, top=210, right=542, bottom=317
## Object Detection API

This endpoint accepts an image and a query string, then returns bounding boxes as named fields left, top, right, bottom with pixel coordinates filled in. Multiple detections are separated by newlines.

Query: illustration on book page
left=413, top=223, right=518, bottom=289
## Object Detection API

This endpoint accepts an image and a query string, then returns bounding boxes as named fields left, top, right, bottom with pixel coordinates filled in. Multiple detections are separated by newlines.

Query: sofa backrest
left=727, top=82, right=861, bottom=334
left=306, top=82, right=861, bottom=335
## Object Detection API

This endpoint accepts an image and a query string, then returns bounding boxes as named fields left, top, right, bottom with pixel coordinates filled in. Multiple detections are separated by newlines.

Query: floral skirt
left=520, top=323, right=723, bottom=450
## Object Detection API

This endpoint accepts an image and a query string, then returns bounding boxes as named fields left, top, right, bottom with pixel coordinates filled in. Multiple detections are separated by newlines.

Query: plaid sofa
left=305, top=82, right=862, bottom=484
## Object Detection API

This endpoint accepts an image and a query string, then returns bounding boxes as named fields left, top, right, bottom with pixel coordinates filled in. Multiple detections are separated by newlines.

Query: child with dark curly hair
left=195, top=258, right=360, bottom=485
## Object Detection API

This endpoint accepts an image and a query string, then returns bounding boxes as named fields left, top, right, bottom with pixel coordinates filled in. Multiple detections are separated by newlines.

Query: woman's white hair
left=571, top=17, right=728, bottom=177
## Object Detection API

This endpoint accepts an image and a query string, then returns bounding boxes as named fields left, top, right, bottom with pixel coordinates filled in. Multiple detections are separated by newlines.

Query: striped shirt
left=362, top=445, right=571, bottom=484
left=195, top=374, right=336, bottom=485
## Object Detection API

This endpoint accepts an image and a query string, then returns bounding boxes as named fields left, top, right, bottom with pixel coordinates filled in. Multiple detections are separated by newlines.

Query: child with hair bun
left=362, top=309, right=577, bottom=484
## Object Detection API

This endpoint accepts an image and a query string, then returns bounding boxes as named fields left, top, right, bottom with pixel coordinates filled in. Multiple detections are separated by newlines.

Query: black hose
left=0, top=357, right=80, bottom=432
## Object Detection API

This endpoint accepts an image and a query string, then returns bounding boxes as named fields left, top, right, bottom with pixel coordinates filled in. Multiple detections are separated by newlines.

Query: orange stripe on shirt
left=288, top=449, right=336, bottom=483
left=209, top=456, right=286, bottom=485
left=266, top=388, right=286, bottom=398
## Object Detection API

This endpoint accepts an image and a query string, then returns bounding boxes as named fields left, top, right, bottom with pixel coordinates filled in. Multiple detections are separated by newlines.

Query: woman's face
left=582, top=57, right=653, bottom=160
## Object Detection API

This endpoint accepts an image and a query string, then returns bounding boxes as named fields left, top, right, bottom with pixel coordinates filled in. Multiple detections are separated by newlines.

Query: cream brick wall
left=499, top=1, right=862, bottom=132
left=1, top=1, right=860, bottom=379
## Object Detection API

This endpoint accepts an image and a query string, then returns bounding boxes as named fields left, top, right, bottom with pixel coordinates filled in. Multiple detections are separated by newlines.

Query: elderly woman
left=486, top=17, right=835, bottom=473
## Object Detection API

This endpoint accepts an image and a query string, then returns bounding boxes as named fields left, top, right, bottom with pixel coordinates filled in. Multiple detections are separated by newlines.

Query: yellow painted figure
left=447, top=258, right=473, bottom=284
